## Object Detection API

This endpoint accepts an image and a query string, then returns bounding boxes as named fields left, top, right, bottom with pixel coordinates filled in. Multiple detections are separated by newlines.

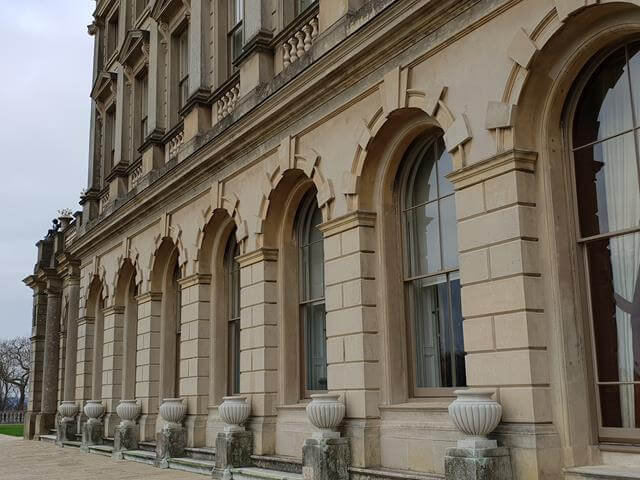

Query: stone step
left=61, top=440, right=82, bottom=448
left=88, top=445, right=113, bottom=457
left=48, top=429, right=57, bottom=435
left=349, top=466, right=443, bottom=480
left=138, top=441, right=156, bottom=452
left=565, top=465, right=640, bottom=480
left=251, top=455, right=302, bottom=475
left=231, top=467, right=304, bottom=480
left=168, top=457, right=216, bottom=475
left=122, top=449, right=156, bottom=466
left=39, top=434, right=57, bottom=444
left=103, top=437, right=114, bottom=447
left=185, top=446, right=216, bottom=461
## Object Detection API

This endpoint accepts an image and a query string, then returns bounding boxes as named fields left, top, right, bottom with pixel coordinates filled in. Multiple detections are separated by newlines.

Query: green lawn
left=0, top=424, right=24, bottom=437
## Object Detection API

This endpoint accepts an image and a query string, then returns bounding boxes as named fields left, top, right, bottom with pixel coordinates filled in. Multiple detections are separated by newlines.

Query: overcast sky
left=0, top=1, right=94, bottom=339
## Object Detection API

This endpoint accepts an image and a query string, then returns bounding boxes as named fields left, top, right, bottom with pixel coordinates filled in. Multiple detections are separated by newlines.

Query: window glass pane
left=405, top=202, right=441, bottom=277
left=449, top=275, right=465, bottom=387
left=440, top=195, right=458, bottom=270
left=436, top=144, right=454, bottom=197
left=406, top=144, right=438, bottom=207
left=574, top=132, right=640, bottom=237
left=304, top=302, right=327, bottom=391
left=627, top=42, right=640, bottom=125
left=587, top=233, right=640, bottom=385
left=232, top=28, right=243, bottom=61
left=228, top=319, right=240, bottom=394
left=598, top=384, right=640, bottom=429
left=573, top=46, right=633, bottom=149
left=309, top=241, right=324, bottom=301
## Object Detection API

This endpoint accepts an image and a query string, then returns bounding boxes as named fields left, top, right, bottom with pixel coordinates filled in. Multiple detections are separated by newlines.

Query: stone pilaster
left=76, top=315, right=95, bottom=403
left=102, top=305, right=125, bottom=436
left=448, top=150, right=555, bottom=479
left=23, top=278, right=47, bottom=439
left=318, top=211, right=380, bottom=468
left=135, top=291, right=162, bottom=441
left=35, top=279, right=62, bottom=436
left=63, top=280, right=80, bottom=401
left=177, top=274, right=211, bottom=446
left=237, top=248, right=279, bottom=454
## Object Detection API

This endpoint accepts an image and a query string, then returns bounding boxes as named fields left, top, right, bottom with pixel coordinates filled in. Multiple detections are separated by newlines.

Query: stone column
left=177, top=273, right=211, bottom=446
left=35, top=279, right=62, bottom=436
left=63, top=280, right=80, bottom=401
left=236, top=248, right=279, bottom=454
left=135, top=291, right=162, bottom=441
left=318, top=211, right=380, bottom=468
left=237, top=0, right=273, bottom=97
left=448, top=150, right=553, bottom=479
left=102, top=305, right=125, bottom=436
left=318, top=0, right=362, bottom=33
left=23, top=278, right=47, bottom=439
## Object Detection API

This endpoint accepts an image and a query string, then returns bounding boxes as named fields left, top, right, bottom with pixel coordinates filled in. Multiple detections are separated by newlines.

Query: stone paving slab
left=0, top=434, right=204, bottom=479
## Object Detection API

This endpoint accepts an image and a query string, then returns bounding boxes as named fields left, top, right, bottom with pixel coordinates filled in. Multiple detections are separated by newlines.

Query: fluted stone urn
left=84, top=400, right=105, bottom=425
left=58, top=401, right=78, bottom=421
left=159, top=398, right=187, bottom=428
left=219, top=396, right=251, bottom=433
left=448, top=389, right=502, bottom=448
left=306, top=393, right=345, bottom=440
left=116, top=400, right=141, bottom=427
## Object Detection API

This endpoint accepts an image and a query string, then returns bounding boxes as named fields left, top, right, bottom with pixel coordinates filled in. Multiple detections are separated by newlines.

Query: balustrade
left=0, top=410, right=25, bottom=424
left=167, top=127, right=184, bottom=161
left=216, top=81, right=240, bottom=122
left=282, top=14, right=319, bottom=68
left=128, top=161, right=143, bottom=190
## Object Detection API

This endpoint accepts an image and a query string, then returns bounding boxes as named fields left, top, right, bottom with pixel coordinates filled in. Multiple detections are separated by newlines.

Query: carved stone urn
left=159, top=398, right=187, bottom=428
left=84, top=400, right=105, bottom=425
left=116, top=400, right=141, bottom=428
left=58, top=401, right=78, bottom=421
left=219, top=396, right=251, bottom=433
left=448, top=389, right=502, bottom=448
left=306, top=393, right=345, bottom=440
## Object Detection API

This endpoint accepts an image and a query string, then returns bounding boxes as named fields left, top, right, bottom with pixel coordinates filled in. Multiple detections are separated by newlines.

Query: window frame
left=106, top=4, right=120, bottom=61
left=565, top=40, right=640, bottom=444
left=225, top=232, right=242, bottom=396
left=227, top=0, right=243, bottom=72
left=397, top=134, right=464, bottom=399
left=296, top=190, right=327, bottom=399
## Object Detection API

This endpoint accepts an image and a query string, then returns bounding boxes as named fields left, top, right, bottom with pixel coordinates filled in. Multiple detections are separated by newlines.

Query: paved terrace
left=0, top=434, right=202, bottom=480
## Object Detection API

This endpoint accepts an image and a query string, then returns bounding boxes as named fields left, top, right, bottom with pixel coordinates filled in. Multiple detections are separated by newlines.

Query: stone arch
left=492, top=0, right=640, bottom=151
left=255, top=135, right=334, bottom=247
left=344, top=67, right=470, bottom=210
left=498, top=3, right=640, bottom=464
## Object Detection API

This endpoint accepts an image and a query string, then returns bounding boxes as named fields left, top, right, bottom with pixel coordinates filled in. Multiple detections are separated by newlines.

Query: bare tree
left=0, top=337, right=31, bottom=410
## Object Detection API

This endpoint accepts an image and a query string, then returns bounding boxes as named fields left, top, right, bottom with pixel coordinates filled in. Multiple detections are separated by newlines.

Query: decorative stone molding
left=448, top=389, right=502, bottom=449
left=306, top=394, right=345, bottom=440
left=218, top=396, right=251, bottom=433
left=57, top=401, right=78, bottom=421
left=215, top=80, right=241, bottom=122
left=84, top=400, right=105, bottom=424
left=446, top=149, right=537, bottom=190
left=317, top=210, right=376, bottom=238
left=159, top=398, right=187, bottom=428
left=116, top=400, right=141, bottom=427
left=507, top=27, right=539, bottom=70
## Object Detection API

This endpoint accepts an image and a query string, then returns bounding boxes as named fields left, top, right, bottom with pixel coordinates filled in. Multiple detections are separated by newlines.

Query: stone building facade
left=22, top=0, right=640, bottom=478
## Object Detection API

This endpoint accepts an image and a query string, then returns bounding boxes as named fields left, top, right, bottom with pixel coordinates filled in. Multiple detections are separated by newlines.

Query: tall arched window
left=400, top=134, right=465, bottom=396
left=172, top=261, right=181, bottom=397
left=296, top=191, right=327, bottom=396
left=225, top=233, right=241, bottom=395
left=571, top=41, right=640, bottom=439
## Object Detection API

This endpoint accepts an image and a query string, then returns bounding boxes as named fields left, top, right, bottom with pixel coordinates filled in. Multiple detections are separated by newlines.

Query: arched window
left=225, top=233, right=241, bottom=395
left=571, top=41, right=640, bottom=439
left=296, top=191, right=327, bottom=396
left=172, top=261, right=182, bottom=397
left=400, top=134, right=465, bottom=396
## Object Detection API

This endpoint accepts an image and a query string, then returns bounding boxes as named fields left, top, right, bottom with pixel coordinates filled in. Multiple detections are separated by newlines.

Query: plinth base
left=444, top=447, right=513, bottom=480
left=156, top=426, right=186, bottom=467
left=81, top=421, right=104, bottom=451
left=302, top=437, right=351, bottom=480
left=214, top=430, right=253, bottom=471
left=57, top=419, right=76, bottom=445
left=113, top=424, right=139, bottom=457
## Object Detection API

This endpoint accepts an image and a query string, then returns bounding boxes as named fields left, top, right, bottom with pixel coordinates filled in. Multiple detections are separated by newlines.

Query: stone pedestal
left=34, top=412, right=55, bottom=437
left=445, top=447, right=513, bottom=480
left=81, top=421, right=104, bottom=451
left=57, top=419, right=76, bottom=444
left=113, top=424, right=139, bottom=457
left=214, top=431, right=253, bottom=471
left=302, top=438, right=351, bottom=480
left=156, top=426, right=186, bottom=468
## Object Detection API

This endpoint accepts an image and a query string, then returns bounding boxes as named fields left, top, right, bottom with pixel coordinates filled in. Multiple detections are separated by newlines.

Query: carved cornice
left=446, top=149, right=538, bottom=190
left=139, top=128, right=166, bottom=153
left=90, top=71, right=118, bottom=104
left=150, top=0, right=189, bottom=24
left=236, top=248, right=278, bottom=268
left=104, top=161, right=130, bottom=183
left=318, top=210, right=376, bottom=237
left=118, top=29, right=150, bottom=69
left=234, top=30, right=274, bottom=67
left=179, top=88, right=212, bottom=117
